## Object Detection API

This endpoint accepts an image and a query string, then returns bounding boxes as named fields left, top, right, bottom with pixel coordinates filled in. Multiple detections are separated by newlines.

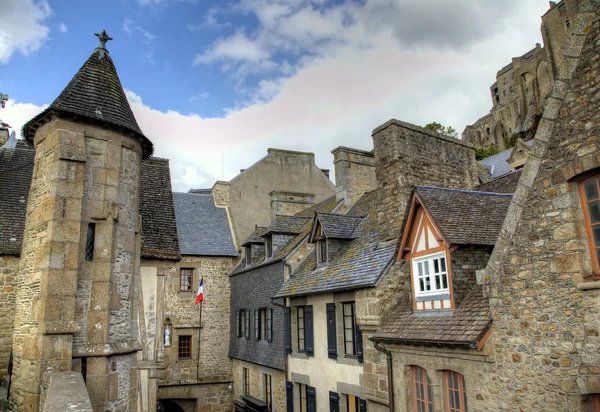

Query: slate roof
left=472, top=170, right=521, bottom=194
left=275, top=190, right=396, bottom=298
left=172, top=192, right=239, bottom=257
left=139, top=158, right=181, bottom=260
left=264, top=216, right=311, bottom=236
left=0, top=142, right=35, bottom=255
left=415, top=186, right=513, bottom=246
left=241, top=226, right=269, bottom=246
left=313, top=212, right=362, bottom=240
left=231, top=195, right=342, bottom=275
left=22, top=40, right=154, bottom=159
left=372, top=285, right=491, bottom=347
left=479, top=140, right=533, bottom=179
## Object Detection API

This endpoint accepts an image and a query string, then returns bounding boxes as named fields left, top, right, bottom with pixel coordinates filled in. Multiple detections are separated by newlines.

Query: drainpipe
left=375, top=342, right=394, bottom=411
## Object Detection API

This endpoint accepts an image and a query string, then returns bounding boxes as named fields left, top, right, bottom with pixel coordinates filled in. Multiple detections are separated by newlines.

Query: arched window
left=412, top=366, right=434, bottom=412
left=579, top=174, right=600, bottom=275
left=444, top=371, right=467, bottom=412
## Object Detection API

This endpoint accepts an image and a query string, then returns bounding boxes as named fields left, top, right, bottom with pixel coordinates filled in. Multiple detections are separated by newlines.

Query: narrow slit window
left=85, top=223, right=95, bottom=261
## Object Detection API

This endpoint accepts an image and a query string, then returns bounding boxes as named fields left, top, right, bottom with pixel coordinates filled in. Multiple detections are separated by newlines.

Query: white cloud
left=190, top=92, right=210, bottom=102
left=59, top=22, right=68, bottom=34
left=123, top=18, right=156, bottom=42
left=3, top=0, right=553, bottom=195
left=188, top=7, right=231, bottom=31
left=0, top=0, right=52, bottom=64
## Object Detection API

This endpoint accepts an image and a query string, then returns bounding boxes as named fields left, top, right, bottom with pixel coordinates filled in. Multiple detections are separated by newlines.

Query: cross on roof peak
left=95, top=30, right=113, bottom=50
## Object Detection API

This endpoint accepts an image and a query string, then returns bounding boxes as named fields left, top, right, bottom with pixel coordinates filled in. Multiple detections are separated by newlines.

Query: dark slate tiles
left=472, top=170, right=521, bottom=194
left=264, top=216, right=311, bottom=236
left=173, top=192, right=239, bottom=257
left=0, top=144, right=35, bottom=255
left=315, top=212, right=363, bottom=239
left=139, top=158, right=181, bottom=260
left=372, top=285, right=491, bottom=346
left=22, top=48, right=153, bottom=158
left=415, top=186, right=513, bottom=246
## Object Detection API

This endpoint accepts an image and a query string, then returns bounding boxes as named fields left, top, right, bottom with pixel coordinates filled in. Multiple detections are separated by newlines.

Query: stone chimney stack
left=372, top=119, right=479, bottom=242
left=332, top=146, right=376, bottom=207
left=0, top=122, right=10, bottom=146
left=212, top=180, right=230, bottom=207
left=270, top=191, right=315, bottom=222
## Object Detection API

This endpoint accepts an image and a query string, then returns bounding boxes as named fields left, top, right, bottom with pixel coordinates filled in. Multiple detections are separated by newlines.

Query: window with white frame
left=265, top=236, right=273, bottom=259
left=412, top=252, right=449, bottom=300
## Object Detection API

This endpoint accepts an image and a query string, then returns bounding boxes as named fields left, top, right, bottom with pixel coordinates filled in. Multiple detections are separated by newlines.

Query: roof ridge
left=415, top=185, right=514, bottom=197
left=315, top=211, right=365, bottom=218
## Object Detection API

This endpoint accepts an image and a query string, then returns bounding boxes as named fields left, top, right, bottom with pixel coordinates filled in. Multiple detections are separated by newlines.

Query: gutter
left=374, top=342, right=394, bottom=410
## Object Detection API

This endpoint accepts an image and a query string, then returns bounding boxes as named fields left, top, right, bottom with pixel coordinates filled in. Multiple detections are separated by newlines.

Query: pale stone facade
left=232, top=359, right=286, bottom=412
left=0, top=256, right=19, bottom=378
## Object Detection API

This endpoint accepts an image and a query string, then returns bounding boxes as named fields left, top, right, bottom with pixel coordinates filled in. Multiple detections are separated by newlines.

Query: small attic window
left=317, top=239, right=327, bottom=264
left=265, top=236, right=273, bottom=259
left=412, top=252, right=450, bottom=310
left=245, top=246, right=252, bottom=266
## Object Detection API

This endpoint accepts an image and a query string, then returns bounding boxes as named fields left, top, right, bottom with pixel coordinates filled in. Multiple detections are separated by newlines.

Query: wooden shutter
left=360, top=398, right=367, bottom=412
left=326, top=303, right=337, bottom=359
left=329, top=391, right=339, bottom=412
left=284, top=307, right=291, bottom=354
left=254, top=310, right=260, bottom=341
left=286, top=381, right=294, bottom=412
left=267, top=308, right=273, bottom=343
left=245, top=309, right=250, bottom=340
left=355, top=320, right=364, bottom=363
left=307, top=386, right=316, bottom=412
left=236, top=310, right=240, bottom=338
left=305, top=305, right=314, bottom=356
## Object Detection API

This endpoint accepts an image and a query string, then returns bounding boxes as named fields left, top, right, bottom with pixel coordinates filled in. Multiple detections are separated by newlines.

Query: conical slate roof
left=22, top=31, right=154, bottom=158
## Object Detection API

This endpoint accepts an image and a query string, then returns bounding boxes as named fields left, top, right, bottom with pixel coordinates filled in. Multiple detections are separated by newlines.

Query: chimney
left=212, top=180, right=230, bottom=207
left=331, top=146, right=376, bottom=207
left=270, top=191, right=315, bottom=222
left=372, top=119, right=479, bottom=242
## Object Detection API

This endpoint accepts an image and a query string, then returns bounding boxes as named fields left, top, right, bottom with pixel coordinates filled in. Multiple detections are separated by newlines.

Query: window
left=566, top=19, right=571, bottom=29
left=299, top=383, right=307, bottom=412
left=412, top=366, right=434, bottom=412
left=592, top=394, right=600, bottom=411
left=243, top=367, right=250, bottom=396
left=239, top=309, right=248, bottom=338
left=264, top=374, right=272, bottom=410
left=256, top=308, right=266, bottom=340
left=412, top=252, right=449, bottom=300
left=265, top=236, right=273, bottom=259
left=245, top=246, right=252, bottom=265
left=297, top=306, right=306, bottom=351
left=178, top=335, right=191, bottom=359
left=347, top=395, right=359, bottom=412
left=85, top=223, right=95, bottom=261
left=318, top=239, right=327, bottom=264
left=266, top=308, right=272, bottom=342
left=444, top=371, right=467, bottom=412
left=579, top=175, right=600, bottom=275
left=343, top=302, right=357, bottom=356
left=180, top=268, right=193, bottom=291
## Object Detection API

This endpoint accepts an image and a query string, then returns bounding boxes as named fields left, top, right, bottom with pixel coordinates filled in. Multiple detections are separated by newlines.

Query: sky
left=0, top=0, right=551, bottom=191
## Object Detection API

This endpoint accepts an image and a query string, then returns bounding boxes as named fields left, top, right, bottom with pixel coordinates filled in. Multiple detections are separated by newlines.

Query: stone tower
left=9, top=31, right=153, bottom=411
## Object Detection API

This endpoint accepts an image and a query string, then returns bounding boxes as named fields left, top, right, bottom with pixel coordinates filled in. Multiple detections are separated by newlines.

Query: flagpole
left=196, top=277, right=203, bottom=380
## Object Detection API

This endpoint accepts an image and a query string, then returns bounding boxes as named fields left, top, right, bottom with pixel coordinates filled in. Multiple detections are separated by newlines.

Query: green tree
left=424, top=122, right=458, bottom=138
left=474, top=146, right=500, bottom=161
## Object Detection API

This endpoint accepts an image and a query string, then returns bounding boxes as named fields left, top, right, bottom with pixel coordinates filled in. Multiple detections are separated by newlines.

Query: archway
left=157, top=399, right=192, bottom=412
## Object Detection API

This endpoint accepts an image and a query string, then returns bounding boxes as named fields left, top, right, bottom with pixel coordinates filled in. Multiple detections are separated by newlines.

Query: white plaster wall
left=141, top=266, right=158, bottom=362
left=288, top=293, right=363, bottom=409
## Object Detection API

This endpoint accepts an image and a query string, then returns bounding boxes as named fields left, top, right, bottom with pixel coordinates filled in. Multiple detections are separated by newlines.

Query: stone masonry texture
left=0, top=256, right=19, bottom=378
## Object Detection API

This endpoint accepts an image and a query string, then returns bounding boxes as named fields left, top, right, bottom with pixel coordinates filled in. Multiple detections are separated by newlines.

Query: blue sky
left=1, top=0, right=551, bottom=191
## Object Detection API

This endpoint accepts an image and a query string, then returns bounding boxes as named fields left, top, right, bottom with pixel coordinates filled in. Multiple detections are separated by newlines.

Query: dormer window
left=265, top=236, right=273, bottom=259
left=245, top=246, right=252, bottom=266
left=317, top=239, right=327, bottom=264
left=412, top=252, right=450, bottom=307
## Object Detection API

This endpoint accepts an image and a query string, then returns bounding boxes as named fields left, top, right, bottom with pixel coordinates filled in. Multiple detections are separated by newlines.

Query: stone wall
left=480, top=4, right=600, bottom=411
left=450, top=248, right=493, bottom=307
left=270, top=191, right=315, bottom=222
left=228, top=148, right=334, bottom=244
left=232, top=358, right=286, bottom=412
left=162, top=256, right=234, bottom=383
left=332, top=146, right=376, bottom=207
left=0, top=255, right=19, bottom=378
left=372, top=120, right=479, bottom=242
left=9, top=118, right=143, bottom=411
left=157, top=381, right=232, bottom=412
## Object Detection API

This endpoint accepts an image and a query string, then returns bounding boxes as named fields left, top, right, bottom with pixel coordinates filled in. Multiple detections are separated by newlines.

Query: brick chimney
left=372, top=119, right=479, bottom=242
left=331, top=146, right=376, bottom=207
left=270, top=191, right=315, bottom=221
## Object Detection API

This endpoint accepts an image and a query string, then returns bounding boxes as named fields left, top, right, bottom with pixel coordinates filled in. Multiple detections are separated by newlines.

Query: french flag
left=195, top=278, right=204, bottom=304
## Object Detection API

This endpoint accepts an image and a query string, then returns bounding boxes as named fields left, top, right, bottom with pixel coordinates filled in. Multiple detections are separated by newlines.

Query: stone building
left=462, top=0, right=581, bottom=150
left=229, top=195, right=341, bottom=412
left=224, top=148, right=335, bottom=245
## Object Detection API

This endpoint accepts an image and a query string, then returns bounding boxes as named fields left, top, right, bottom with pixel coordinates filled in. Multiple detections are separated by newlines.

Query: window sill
left=577, top=281, right=600, bottom=291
